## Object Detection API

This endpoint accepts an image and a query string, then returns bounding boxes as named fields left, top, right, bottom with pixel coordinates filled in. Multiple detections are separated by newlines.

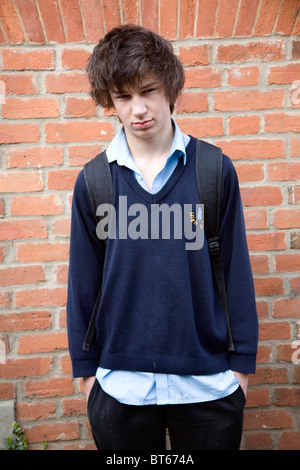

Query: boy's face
left=109, top=75, right=172, bottom=144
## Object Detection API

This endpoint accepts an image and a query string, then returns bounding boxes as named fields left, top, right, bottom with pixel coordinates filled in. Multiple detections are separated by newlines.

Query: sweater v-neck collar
left=118, top=137, right=196, bottom=204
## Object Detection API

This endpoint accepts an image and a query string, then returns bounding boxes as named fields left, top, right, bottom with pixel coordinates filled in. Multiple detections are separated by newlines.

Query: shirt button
left=138, top=175, right=143, bottom=181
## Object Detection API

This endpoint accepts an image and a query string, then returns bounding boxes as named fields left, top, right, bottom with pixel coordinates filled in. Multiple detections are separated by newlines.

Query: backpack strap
left=82, top=151, right=113, bottom=352
left=195, top=139, right=235, bottom=352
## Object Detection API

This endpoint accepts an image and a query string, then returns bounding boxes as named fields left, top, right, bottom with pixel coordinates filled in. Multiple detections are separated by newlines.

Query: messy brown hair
left=87, top=24, right=185, bottom=114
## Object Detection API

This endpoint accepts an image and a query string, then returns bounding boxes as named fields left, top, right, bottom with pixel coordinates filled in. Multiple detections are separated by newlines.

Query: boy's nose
left=131, top=95, right=147, bottom=116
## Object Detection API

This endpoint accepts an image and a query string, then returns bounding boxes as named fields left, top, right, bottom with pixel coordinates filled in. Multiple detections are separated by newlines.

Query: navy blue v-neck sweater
left=67, top=137, right=258, bottom=378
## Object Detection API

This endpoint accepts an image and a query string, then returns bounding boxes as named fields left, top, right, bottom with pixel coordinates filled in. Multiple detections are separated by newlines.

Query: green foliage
left=5, top=422, right=28, bottom=450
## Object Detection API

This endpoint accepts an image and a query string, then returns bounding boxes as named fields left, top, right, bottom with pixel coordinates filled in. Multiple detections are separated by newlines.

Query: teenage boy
left=67, top=24, right=258, bottom=450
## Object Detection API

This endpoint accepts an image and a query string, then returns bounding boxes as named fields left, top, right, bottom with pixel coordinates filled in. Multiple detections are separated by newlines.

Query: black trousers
left=87, top=379, right=246, bottom=450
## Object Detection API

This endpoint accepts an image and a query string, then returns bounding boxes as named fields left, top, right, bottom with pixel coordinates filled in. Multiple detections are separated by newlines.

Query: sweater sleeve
left=67, top=170, right=105, bottom=378
left=219, top=155, right=259, bottom=374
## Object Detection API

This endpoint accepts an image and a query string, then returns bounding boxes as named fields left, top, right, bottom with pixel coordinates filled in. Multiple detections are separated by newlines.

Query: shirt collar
left=106, top=119, right=189, bottom=166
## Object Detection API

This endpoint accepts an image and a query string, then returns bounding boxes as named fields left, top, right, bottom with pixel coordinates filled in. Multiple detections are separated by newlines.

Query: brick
left=18, top=332, right=68, bottom=354
left=243, top=409, right=293, bottom=430
left=279, top=432, right=300, bottom=450
left=184, top=67, right=221, bottom=88
left=0, top=382, right=15, bottom=400
left=265, top=113, right=300, bottom=133
left=67, top=144, right=101, bottom=166
left=292, top=40, right=300, bottom=59
left=259, top=321, right=290, bottom=341
left=61, top=48, right=91, bottom=69
left=252, top=0, right=281, bottom=37
left=246, top=388, right=270, bottom=408
left=254, top=277, right=283, bottom=296
left=290, top=233, right=300, bottom=250
left=245, top=210, right=268, bottom=230
left=235, top=163, right=264, bottom=182
left=65, top=97, right=97, bottom=118
left=214, top=89, right=284, bottom=111
left=0, top=291, right=11, bottom=309
left=0, top=123, right=40, bottom=144
left=38, top=0, right=66, bottom=43
left=63, top=397, right=87, bottom=416
left=0, top=311, right=51, bottom=331
left=24, top=422, right=79, bottom=443
left=0, top=172, right=42, bottom=193
left=290, top=138, right=300, bottom=157
left=288, top=185, right=300, bottom=204
left=52, top=218, right=71, bottom=237
left=234, top=0, right=260, bottom=37
left=44, top=72, right=90, bottom=93
left=274, top=387, right=300, bottom=406
left=0, top=0, right=25, bottom=43
left=0, top=357, right=52, bottom=378
left=273, top=209, right=300, bottom=229
left=6, top=147, right=62, bottom=169
left=0, top=265, right=45, bottom=286
left=176, top=117, right=224, bottom=137
left=215, top=0, right=239, bottom=38
left=249, top=366, right=288, bottom=385
left=257, top=344, right=272, bottom=363
left=45, top=121, right=114, bottom=143
left=195, top=0, right=218, bottom=38
left=216, top=139, right=285, bottom=160
left=274, top=254, right=300, bottom=273
left=247, top=233, right=285, bottom=251
left=102, top=0, right=122, bottom=31
left=55, top=265, right=68, bottom=284
left=274, top=0, right=300, bottom=35
left=216, top=41, right=285, bottom=63
left=1, top=49, right=55, bottom=70
left=175, top=92, right=209, bottom=114
left=243, top=432, right=274, bottom=450
left=226, top=66, right=259, bottom=86
left=16, top=402, right=55, bottom=421
left=24, top=377, right=74, bottom=398
left=80, top=0, right=104, bottom=42
left=14, top=287, right=67, bottom=308
left=178, top=45, right=210, bottom=66
left=178, top=0, right=197, bottom=39
left=273, top=298, right=300, bottom=318
left=0, top=73, right=38, bottom=95
left=48, top=169, right=80, bottom=190
left=228, top=115, right=260, bottom=136
left=277, top=343, right=297, bottom=363
left=160, top=0, right=178, bottom=39
left=16, top=242, right=69, bottom=263
left=241, top=186, right=283, bottom=206
left=15, top=0, right=45, bottom=44
left=268, top=162, right=300, bottom=181
left=140, top=0, right=159, bottom=33
left=2, top=97, right=59, bottom=119
left=122, top=0, right=139, bottom=25
left=11, top=195, right=63, bottom=216
left=59, top=0, right=85, bottom=43
left=0, top=219, right=47, bottom=240
left=268, top=63, right=300, bottom=84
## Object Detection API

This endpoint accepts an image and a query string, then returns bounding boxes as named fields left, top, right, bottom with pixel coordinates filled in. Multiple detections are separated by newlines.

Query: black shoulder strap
left=195, top=139, right=235, bottom=352
left=81, top=151, right=113, bottom=352
left=83, top=150, right=113, bottom=223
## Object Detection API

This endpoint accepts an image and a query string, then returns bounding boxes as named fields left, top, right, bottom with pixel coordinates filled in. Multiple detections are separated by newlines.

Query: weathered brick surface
left=0, top=1, right=299, bottom=450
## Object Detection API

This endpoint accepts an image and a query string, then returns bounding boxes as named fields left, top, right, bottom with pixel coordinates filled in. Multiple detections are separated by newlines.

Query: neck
left=125, top=119, right=174, bottom=163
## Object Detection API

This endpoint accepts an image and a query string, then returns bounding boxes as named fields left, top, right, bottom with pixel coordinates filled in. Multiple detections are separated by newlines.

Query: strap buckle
left=208, top=240, right=220, bottom=257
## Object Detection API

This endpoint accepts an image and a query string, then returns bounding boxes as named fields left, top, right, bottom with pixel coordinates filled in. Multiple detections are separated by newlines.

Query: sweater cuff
left=71, top=358, right=99, bottom=378
left=229, top=353, right=257, bottom=374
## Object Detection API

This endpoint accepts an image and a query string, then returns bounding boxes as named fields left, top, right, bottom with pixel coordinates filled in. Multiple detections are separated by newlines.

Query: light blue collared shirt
left=96, top=120, right=239, bottom=405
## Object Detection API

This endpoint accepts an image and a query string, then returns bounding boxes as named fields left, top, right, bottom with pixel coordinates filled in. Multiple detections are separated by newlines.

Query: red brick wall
left=0, top=0, right=299, bottom=450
